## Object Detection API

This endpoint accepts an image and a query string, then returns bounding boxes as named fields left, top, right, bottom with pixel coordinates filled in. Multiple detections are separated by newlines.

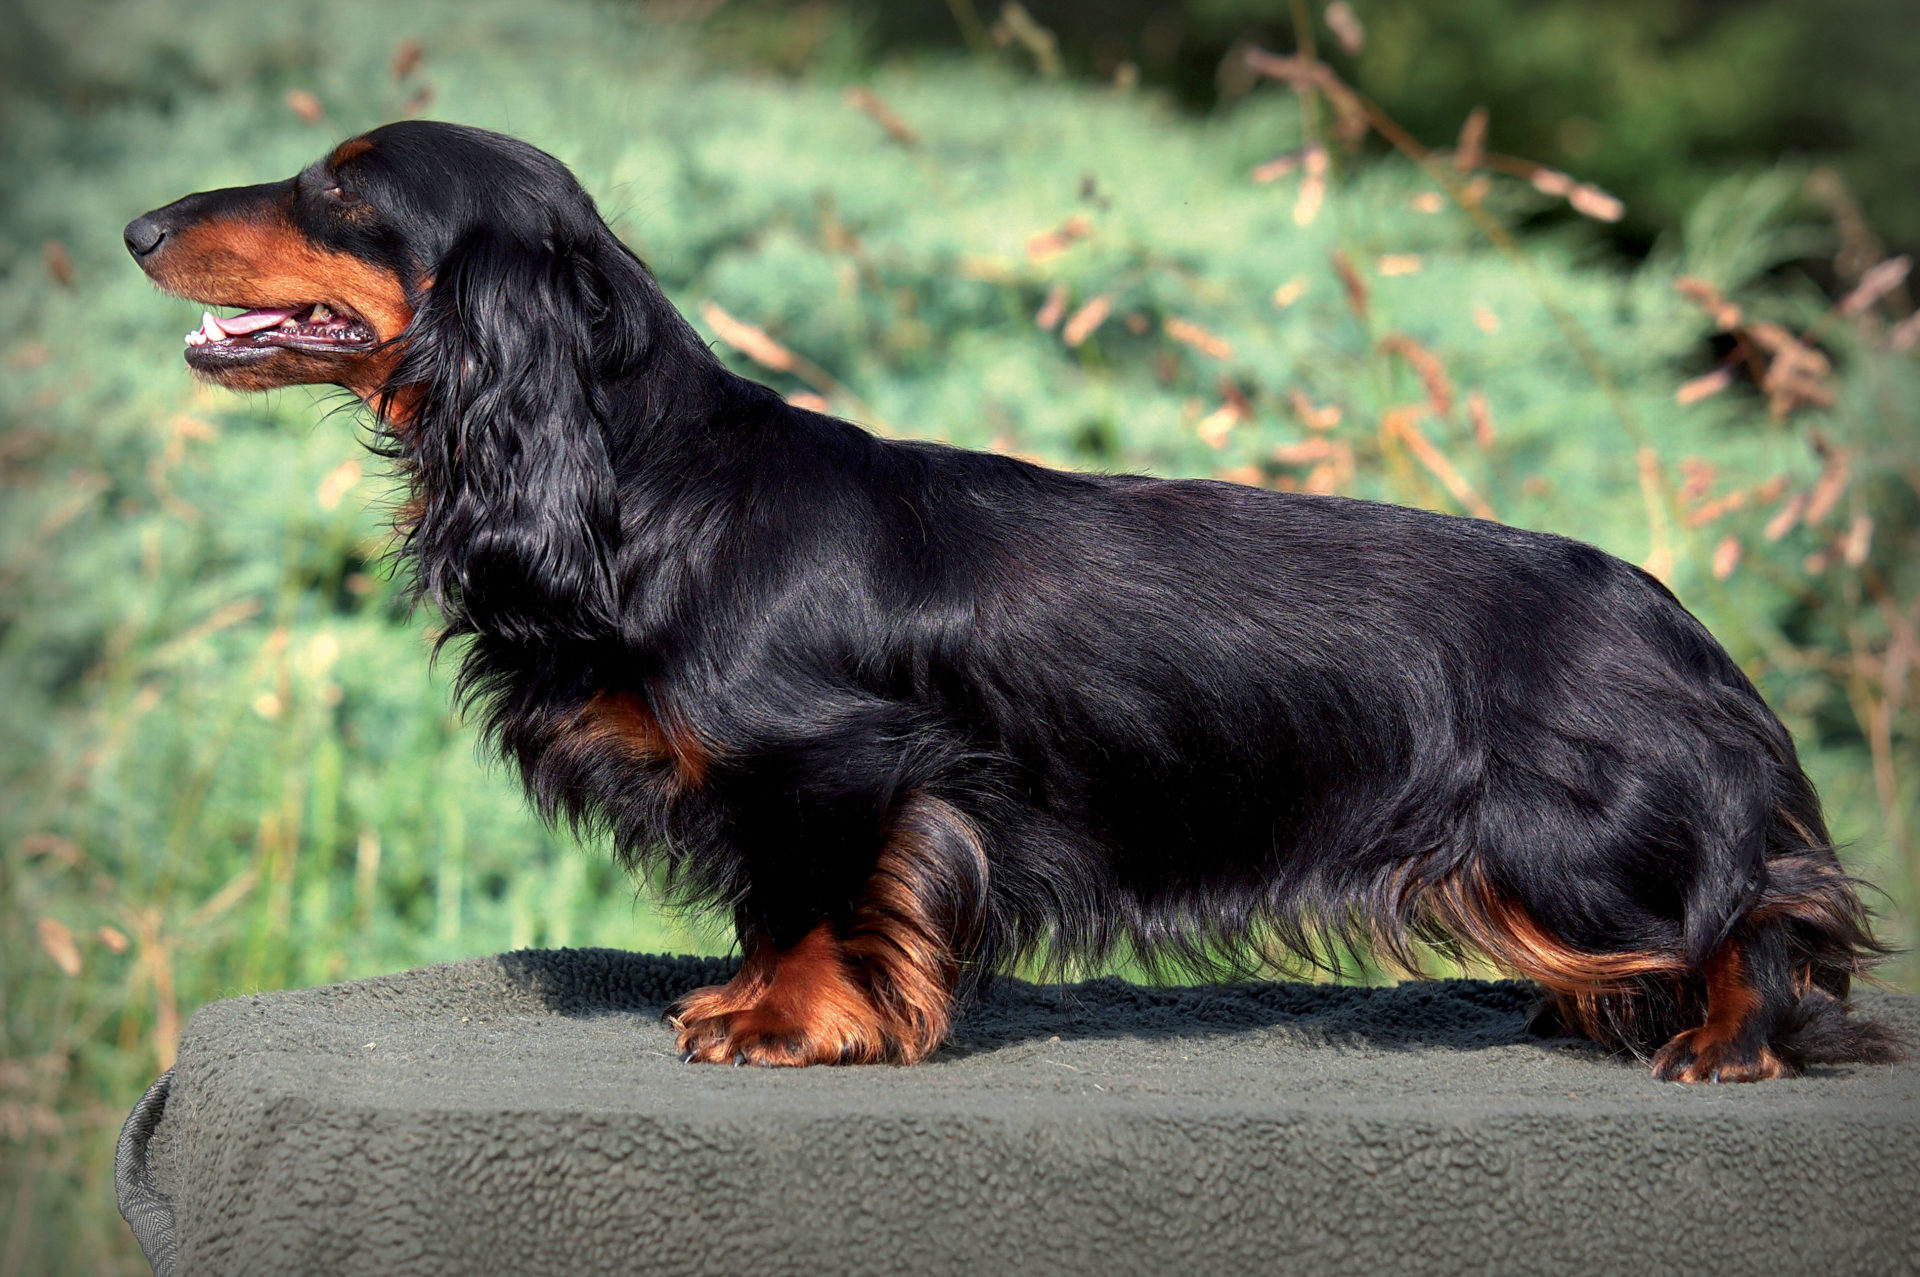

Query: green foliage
left=825, top=0, right=1920, bottom=257
left=1, top=1, right=1916, bottom=1269
left=1341, top=0, right=1920, bottom=252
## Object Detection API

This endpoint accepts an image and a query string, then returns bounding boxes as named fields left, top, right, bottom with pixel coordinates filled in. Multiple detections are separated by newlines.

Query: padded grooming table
left=117, top=950, right=1920, bottom=1275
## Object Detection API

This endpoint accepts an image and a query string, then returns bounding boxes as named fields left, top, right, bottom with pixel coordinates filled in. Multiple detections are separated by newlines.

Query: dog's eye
left=326, top=184, right=362, bottom=208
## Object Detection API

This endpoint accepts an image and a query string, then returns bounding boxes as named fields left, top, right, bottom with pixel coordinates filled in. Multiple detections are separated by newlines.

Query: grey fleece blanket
left=117, top=949, right=1920, bottom=1276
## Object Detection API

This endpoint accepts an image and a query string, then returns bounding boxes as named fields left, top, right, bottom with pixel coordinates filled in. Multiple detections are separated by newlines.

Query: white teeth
left=310, top=303, right=332, bottom=323
left=200, top=311, right=227, bottom=343
left=281, top=317, right=300, bottom=329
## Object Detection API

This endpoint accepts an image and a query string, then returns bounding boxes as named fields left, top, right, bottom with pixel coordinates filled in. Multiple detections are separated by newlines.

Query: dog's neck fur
left=375, top=276, right=791, bottom=657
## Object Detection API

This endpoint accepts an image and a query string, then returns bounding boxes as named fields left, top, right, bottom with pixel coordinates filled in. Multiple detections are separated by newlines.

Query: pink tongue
left=220, top=307, right=304, bottom=335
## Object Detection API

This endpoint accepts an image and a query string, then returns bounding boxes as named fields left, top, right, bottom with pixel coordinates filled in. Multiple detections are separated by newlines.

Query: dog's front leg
left=666, top=794, right=988, bottom=1066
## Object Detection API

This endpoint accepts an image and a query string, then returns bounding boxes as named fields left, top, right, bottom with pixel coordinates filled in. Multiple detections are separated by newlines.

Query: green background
left=2, top=2, right=1915, bottom=1270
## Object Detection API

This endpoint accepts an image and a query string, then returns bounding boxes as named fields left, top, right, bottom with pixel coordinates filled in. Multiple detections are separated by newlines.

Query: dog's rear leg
left=666, top=794, right=989, bottom=1066
left=1650, top=928, right=1794, bottom=1083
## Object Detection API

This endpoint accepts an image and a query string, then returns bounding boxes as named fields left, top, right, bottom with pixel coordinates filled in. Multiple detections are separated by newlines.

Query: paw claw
left=670, top=1008, right=871, bottom=1067
left=1650, top=1027, right=1790, bottom=1083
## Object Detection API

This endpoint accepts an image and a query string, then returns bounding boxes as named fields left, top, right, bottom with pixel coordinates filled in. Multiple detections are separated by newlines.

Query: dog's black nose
left=124, top=215, right=167, bottom=259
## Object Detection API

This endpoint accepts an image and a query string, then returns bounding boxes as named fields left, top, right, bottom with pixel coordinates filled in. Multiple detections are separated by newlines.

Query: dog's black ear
left=396, top=224, right=645, bottom=643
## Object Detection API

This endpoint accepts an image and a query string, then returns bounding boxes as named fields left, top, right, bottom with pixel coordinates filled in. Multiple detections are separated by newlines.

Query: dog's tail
left=1746, top=792, right=1906, bottom=1068
left=1670, top=676, right=1905, bottom=1068
left=1509, top=684, right=1906, bottom=1073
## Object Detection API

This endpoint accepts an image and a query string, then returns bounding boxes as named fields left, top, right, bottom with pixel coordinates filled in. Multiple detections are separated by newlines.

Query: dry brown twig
left=1676, top=364, right=1735, bottom=406
left=1837, top=255, right=1911, bottom=317
left=1324, top=2, right=1365, bottom=55
left=1379, top=333, right=1454, bottom=417
left=1271, top=435, right=1355, bottom=495
left=1750, top=322, right=1835, bottom=420
left=42, top=242, right=75, bottom=289
left=1061, top=294, right=1112, bottom=347
left=284, top=89, right=324, bottom=125
left=35, top=918, right=81, bottom=978
left=1454, top=108, right=1487, bottom=173
left=1034, top=283, right=1068, bottom=332
left=1288, top=387, right=1342, bottom=432
left=1712, top=535, right=1742, bottom=580
left=1674, top=277, right=1838, bottom=421
left=1381, top=405, right=1495, bottom=520
left=1243, top=48, right=1368, bottom=147
left=991, top=3, right=1061, bottom=76
left=390, top=36, right=424, bottom=81
left=1804, top=434, right=1851, bottom=525
left=132, top=909, right=180, bottom=1071
left=1330, top=250, right=1368, bottom=321
left=1294, top=144, right=1329, bottom=225
left=1177, top=378, right=1247, bottom=455
left=1764, top=492, right=1808, bottom=542
left=700, top=302, right=873, bottom=422
left=1636, top=448, right=1674, bottom=580
left=1466, top=389, right=1496, bottom=447
left=1251, top=148, right=1307, bottom=185
left=1164, top=317, right=1235, bottom=361
left=845, top=87, right=921, bottom=149
left=1196, top=390, right=1249, bottom=448
left=1025, top=214, right=1092, bottom=263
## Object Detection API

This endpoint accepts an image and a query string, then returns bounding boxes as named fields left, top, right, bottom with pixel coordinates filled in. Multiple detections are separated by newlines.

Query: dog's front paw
left=1650, top=1027, right=1791, bottom=1083
left=664, top=922, right=950, bottom=1066
left=672, top=1002, right=877, bottom=1067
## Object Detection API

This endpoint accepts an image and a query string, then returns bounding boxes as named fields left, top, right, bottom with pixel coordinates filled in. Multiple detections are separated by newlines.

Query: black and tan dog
left=126, top=121, right=1898, bottom=1078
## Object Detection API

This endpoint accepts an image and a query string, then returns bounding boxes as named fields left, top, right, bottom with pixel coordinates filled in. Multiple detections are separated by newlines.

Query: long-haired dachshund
left=126, top=121, right=1899, bottom=1079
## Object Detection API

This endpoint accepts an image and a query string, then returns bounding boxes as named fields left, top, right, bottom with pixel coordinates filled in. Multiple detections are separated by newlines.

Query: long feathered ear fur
left=390, top=222, right=647, bottom=644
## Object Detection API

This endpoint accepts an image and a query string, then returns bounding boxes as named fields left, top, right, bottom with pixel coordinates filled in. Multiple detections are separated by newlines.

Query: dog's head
left=127, top=121, right=673, bottom=641
left=124, top=120, right=649, bottom=403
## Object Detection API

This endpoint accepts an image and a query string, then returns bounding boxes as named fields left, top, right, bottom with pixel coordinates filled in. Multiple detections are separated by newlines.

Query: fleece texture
left=117, top=949, right=1920, bottom=1276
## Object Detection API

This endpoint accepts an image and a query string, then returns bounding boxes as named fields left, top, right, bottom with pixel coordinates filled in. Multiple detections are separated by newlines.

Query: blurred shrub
left=829, top=0, right=1920, bottom=258
left=1, top=0, right=1915, bottom=1268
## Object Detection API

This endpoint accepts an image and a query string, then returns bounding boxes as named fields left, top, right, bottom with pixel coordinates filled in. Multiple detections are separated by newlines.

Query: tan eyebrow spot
left=329, top=136, right=376, bottom=168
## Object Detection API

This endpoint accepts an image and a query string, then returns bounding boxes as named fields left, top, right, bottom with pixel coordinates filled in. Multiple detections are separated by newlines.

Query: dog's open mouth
left=183, top=303, right=376, bottom=363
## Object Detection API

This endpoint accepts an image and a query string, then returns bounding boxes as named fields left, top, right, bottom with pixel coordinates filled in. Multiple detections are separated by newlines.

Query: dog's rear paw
left=1650, top=1027, right=1792, bottom=1083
